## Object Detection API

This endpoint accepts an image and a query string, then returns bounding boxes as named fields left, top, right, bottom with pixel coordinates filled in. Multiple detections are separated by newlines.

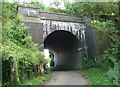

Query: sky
left=4, top=0, right=67, bottom=7
left=4, top=0, right=70, bottom=8
left=4, top=0, right=119, bottom=6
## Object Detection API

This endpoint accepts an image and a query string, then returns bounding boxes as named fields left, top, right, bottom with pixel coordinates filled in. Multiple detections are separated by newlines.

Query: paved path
left=44, top=71, right=90, bottom=85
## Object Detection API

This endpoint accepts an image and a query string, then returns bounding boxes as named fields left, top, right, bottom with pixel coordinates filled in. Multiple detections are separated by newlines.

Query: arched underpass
left=44, top=30, right=82, bottom=70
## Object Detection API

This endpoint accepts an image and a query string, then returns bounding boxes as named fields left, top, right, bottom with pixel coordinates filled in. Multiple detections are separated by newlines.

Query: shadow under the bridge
left=44, top=30, right=82, bottom=70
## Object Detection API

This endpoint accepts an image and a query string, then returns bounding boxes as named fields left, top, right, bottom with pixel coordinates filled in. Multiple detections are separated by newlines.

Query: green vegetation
left=0, top=81, right=2, bottom=87
left=23, top=1, right=45, bottom=10
left=81, top=68, right=112, bottom=85
left=65, top=2, right=120, bottom=86
left=23, top=1, right=66, bottom=14
left=20, top=72, right=51, bottom=85
left=102, top=43, right=119, bottom=85
left=40, top=7, right=66, bottom=14
left=64, top=2, right=119, bottom=19
left=90, top=20, right=119, bottom=34
left=1, top=1, right=119, bottom=86
left=1, top=2, right=50, bottom=86
left=81, top=43, right=119, bottom=85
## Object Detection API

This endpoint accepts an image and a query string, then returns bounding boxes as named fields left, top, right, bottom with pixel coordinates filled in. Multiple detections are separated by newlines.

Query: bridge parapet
left=18, top=6, right=85, bottom=23
left=18, top=5, right=40, bottom=16
left=18, top=6, right=86, bottom=43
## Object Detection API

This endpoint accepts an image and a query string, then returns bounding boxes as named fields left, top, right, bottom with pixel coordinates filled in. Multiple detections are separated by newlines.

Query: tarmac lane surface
left=44, top=71, right=90, bottom=85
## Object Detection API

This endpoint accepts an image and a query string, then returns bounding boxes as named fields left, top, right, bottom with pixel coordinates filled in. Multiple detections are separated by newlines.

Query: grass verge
left=20, top=73, right=52, bottom=85
left=81, top=68, right=112, bottom=85
left=0, top=81, right=2, bottom=86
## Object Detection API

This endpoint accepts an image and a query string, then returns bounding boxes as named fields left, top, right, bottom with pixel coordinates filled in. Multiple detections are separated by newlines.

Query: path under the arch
left=44, top=71, right=90, bottom=85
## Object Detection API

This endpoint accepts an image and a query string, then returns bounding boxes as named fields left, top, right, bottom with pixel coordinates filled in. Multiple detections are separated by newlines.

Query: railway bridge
left=18, top=6, right=95, bottom=70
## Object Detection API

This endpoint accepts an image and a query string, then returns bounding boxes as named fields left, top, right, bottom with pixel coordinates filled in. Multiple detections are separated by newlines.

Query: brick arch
left=41, top=20, right=85, bottom=41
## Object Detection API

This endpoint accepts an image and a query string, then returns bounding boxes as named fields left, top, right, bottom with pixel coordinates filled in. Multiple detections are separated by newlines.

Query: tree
left=50, top=0, right=60, bottom=9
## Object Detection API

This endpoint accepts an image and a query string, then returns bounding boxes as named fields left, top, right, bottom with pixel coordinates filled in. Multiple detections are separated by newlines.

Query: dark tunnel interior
left=44, top=30, right=81, bottom=70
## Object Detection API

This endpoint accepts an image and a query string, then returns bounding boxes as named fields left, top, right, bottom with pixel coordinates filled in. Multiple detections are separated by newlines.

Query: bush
left=106, top=62, right=119, bottom=85
left=82, top=52, right=95, bottom=69
left=82, top=43, right=119, bottom=85
left=102, top=43, right=120, bottom=85
left=64, top=2, right=118, bottom=18
left=1, top=2, right=49, bottom=86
